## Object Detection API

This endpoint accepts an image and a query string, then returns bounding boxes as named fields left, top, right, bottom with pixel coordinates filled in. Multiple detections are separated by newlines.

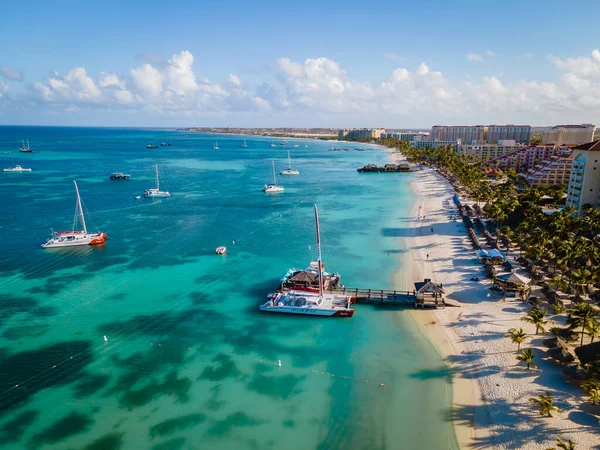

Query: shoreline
left=399, top=167, right=600, bottom=450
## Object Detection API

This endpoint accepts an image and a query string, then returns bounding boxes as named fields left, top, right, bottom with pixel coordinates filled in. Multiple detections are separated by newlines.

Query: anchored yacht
left=4, top=165, right=32, bottom=172
left=280, top=151, right=299, bottom=176
left=263, top=161, right=284, bottom=193
left=42, top=181, right=107, bottom=248
left=144, top=165, right=170, bottom=198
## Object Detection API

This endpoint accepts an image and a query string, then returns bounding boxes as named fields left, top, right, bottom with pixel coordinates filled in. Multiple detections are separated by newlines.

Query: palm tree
left=586, top=320, right=600, bottom=344
left=567, top=303, right=600, bottom=347
left=582, top=379, right=600, bottom=405
left=505, top=328, right=528, bottom=350
left=517, top=348, right=538, bottom=370
left=546, top=439, right=576, bottom=450
left=529, top=392, right=561, bottom=417
left=521, top=306, right=549, bottom=335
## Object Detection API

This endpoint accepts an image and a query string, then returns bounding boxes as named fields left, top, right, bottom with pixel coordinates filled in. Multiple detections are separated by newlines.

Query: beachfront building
left=565, top=140, right=600, bottom=215
left=483, top=145, right=570, bottom=174
left=413, top=278, right=445, bottom=308
left=431, top=125, right=486, bottom=142
left=455, top=140, right=523, bottom=162
left=487, top=125, right=531, bottom=144
left=431, top=125, right=531, bottom=143
left=410, top=139, right=461, bottom=149
left=542, top=124, right=596, bottom=147
left=523, top=147, right=573, bottom=186
left=339, top=128, right=386, bottom=139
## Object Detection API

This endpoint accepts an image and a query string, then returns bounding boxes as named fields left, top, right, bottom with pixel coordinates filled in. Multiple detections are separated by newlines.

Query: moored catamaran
left=260, top=204, right=354, bottom=317
left=42, top=181, right=107, bottom=248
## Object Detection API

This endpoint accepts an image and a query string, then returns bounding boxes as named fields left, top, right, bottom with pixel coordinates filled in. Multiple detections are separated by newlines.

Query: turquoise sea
left=0, top=127, right=458, bottom=450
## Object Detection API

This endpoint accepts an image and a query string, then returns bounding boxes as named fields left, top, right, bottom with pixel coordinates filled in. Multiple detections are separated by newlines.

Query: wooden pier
left=323, top=287, right=446, bottom=308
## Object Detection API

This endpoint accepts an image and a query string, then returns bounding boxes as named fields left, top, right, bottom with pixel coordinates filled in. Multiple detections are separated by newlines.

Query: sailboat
left=263, top=161, right=284, bottom=193
left=241, top=139, right=248, bottom=148
left=19, top=139, right=33, bottom=152
left=41, top=181, right=107, bottom=248
left=213, top=141, right=220, bottom=150
left=280, top=151, right=299, bottom=175
left=144, top=165, right=171, bottom=198
left=259, top=204, right=354, bottom=317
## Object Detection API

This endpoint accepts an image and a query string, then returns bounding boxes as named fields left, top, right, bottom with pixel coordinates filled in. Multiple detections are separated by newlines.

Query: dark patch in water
left=74, top=374, right=111, bottom=398
left=151, top=437, right=186, bottom=450
left=0, top=341, right=92, bottom=414
left=28, top=305, right=58, bottom=317
left=247, top=373, right=305, bottom=400
left=0, top=409, right=38, bottom=443
left=149, top=413, right=206, bottom=439
left=119, top=372, right=191, bottom=410
left=207, top=412, right=266, bottom=436
left=188, top=291, right=220, bottom=305
left=106, top=292, right=127, bottom=301
left=30, top=411, right=93, bottom=447
left=83, top=432, right=125, bottom=450
left=198, top=353, right=241, bottom=382
left=282, top=419, right=295, bottom=428
left=0, top=294, right=38, bottom=320
left=2, top=323, right=50, bottom=341
left=26, top=272, right=90, bottom=295
left=206, top=384, right=225, bottom=411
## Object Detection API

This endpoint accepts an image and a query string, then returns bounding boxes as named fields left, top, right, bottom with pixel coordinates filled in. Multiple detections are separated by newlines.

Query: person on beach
left=430, top=227, right=434, bottom=233
left=426, top=253, right=429, bottom=259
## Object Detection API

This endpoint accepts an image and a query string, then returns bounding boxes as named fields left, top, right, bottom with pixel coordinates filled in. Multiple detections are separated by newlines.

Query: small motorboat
left=147, top=144, right=159, bottom=149
left=109, top=172, right=130, bottom=180
left=4, top=165, right=32, bottom=172
left=160, top=142, right=171, bottom=147
left=216, top=246, right=227, bottom=255
left=270, top=143, right=277, bottom=148
left=134, top=195, right=142, bottom=199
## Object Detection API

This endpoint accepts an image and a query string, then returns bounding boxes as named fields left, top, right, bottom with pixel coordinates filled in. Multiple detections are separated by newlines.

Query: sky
left=1, top=0, right=600, bottom=128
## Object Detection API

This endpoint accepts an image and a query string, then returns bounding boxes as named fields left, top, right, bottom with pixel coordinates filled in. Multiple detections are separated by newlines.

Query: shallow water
left=0, top=127, right=458, bottom=449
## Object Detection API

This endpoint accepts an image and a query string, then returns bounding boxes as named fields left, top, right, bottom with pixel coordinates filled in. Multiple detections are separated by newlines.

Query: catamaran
left=241, top=139, right=248, bottom=148
left=213, top=141, right=220, bottom=150
left=263, top=161, right=284, bottom=193
left=260, top=204, right=354, bottom=317
left=280, top=151, right=299, bottom=175
left=144, top=165, right=170, bottom=198
left=19, top=140, right=33, bottom=152
left=42, top=181, right=107, bottom=248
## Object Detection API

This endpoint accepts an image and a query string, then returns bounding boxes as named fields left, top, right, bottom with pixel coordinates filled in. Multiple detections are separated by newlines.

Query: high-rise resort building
left=410, top=139, right=461, bottom=149
left=566, top=140, right=600, bottom=214
left=431, top=125, right=531, bottom=143
left=339, top=128, right=386, bottom=139
left=542, top=124, right=596, bottom=147
left=523, top=147, right=573, bottom=186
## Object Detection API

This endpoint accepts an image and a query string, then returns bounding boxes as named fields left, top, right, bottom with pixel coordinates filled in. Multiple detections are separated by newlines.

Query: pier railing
left=322, top=287, right=444, bottom=308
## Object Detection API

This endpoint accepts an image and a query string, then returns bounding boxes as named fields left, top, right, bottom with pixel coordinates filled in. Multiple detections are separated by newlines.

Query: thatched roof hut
left=574, top=341, right=600, bottom=366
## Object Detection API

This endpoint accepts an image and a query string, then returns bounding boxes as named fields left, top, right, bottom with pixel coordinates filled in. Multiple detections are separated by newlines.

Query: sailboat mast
left=314, top=204, right=324, bottom=298
left=73, top=181, right=87, bottom=234
left=272, top=161, right=277, bottom=185
left=155, top=165, right=160, bottom=191
left=288, top=151, right=292, bottom=169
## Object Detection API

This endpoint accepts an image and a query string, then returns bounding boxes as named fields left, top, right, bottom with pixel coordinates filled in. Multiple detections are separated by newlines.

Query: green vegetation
left=566, top=303, right=600, bottom=347
left=530, top=135, right=543, bottom=145
left=581, top=379, right=600, bottom=405
left=505, top=328, right=528, bottom=350
left=517, top=348, right=538, bottom=370
left=546, top=439, right=576, bottom=450
left=521, top=306, right=549, bottom=335
left=529, top=392, right=561, bottom=416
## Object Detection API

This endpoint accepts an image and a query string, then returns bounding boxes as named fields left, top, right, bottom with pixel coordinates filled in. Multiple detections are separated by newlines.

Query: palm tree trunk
left=581, top=328, right=585, bottom=347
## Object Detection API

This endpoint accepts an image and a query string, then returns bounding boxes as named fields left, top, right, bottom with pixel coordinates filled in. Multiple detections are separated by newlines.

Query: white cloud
left=0, top=80, right=7, bottom=98
left=99, top=72, right=124, bottom=89
left=485, top=50, right=495, bottom=57
left=165, top=50, right=198, bottom=95
left=466, top=53, right=484, bottom=61
left=0, top=66, right=23, bottom=81
left=384, top=52, right=402, bottom=61
left=130, top=63, right=163, bottom=96
left=549, top=49, right=600, bottom=78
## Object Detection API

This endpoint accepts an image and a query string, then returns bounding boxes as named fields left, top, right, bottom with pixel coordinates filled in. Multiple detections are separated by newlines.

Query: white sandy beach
left=402, top=168, right=600, bottom=450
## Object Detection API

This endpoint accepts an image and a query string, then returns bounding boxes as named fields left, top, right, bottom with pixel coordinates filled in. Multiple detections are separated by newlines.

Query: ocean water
left=0, top=127, right=458, bottom=450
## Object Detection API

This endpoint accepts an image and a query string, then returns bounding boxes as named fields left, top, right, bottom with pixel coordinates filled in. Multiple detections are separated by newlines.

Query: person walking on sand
left=426, top=253, right=429, bottom=259
left=430, top=227, right=434, bottom=233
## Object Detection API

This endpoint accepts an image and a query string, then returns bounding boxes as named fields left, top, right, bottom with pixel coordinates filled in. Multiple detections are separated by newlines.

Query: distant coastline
left=179, top=127, right=339, bottom=140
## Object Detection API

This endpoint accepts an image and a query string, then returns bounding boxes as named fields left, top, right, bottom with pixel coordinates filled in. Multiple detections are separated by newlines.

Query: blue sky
left=1, top=0, right=600, bottom=127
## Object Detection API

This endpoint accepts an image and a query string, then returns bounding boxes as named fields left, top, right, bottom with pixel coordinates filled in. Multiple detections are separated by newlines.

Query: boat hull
left=42, top=232, right=107, bottom=248
left=259, top=305, right=354, bottom=317
left=280, top=170, right=299, bottom=176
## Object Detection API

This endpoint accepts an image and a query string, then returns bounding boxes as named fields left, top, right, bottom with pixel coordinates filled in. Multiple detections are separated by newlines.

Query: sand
left=401, top=168, right=600, bottom=450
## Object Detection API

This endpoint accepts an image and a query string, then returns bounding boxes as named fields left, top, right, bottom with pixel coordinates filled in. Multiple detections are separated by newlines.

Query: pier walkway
left=323, top=287, right=452, bottom=308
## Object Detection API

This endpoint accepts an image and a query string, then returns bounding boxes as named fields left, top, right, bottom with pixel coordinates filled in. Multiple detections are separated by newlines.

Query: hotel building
left=566, top=141, right=600, bottom=214
left=431, top=125, right=531, bottom=143
left=339, top=128, right=386, bottom=139
left=484, top=145, right=571, bottom=174
left=542, top=124, right=596, bottom=147
left=523, top=148, right=573, bottom=186
left=455, top=140, right=523, bottom=162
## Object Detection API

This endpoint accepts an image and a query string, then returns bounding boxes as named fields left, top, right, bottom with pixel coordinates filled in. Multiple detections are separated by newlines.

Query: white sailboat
left=263, top=161, right=284, bottom=193
left=213, top=141, right=220, bottom=150
left=280, top=151, right=299, bottom=175
left=42, top=181, right=107, bottom=248
left=260, top=204, right=354, bottom=317
left=144, top=165, right=170, bottom=198
left=241, top=139, right=248, bottom=148
left=4, top=165, right=32, bottom=172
